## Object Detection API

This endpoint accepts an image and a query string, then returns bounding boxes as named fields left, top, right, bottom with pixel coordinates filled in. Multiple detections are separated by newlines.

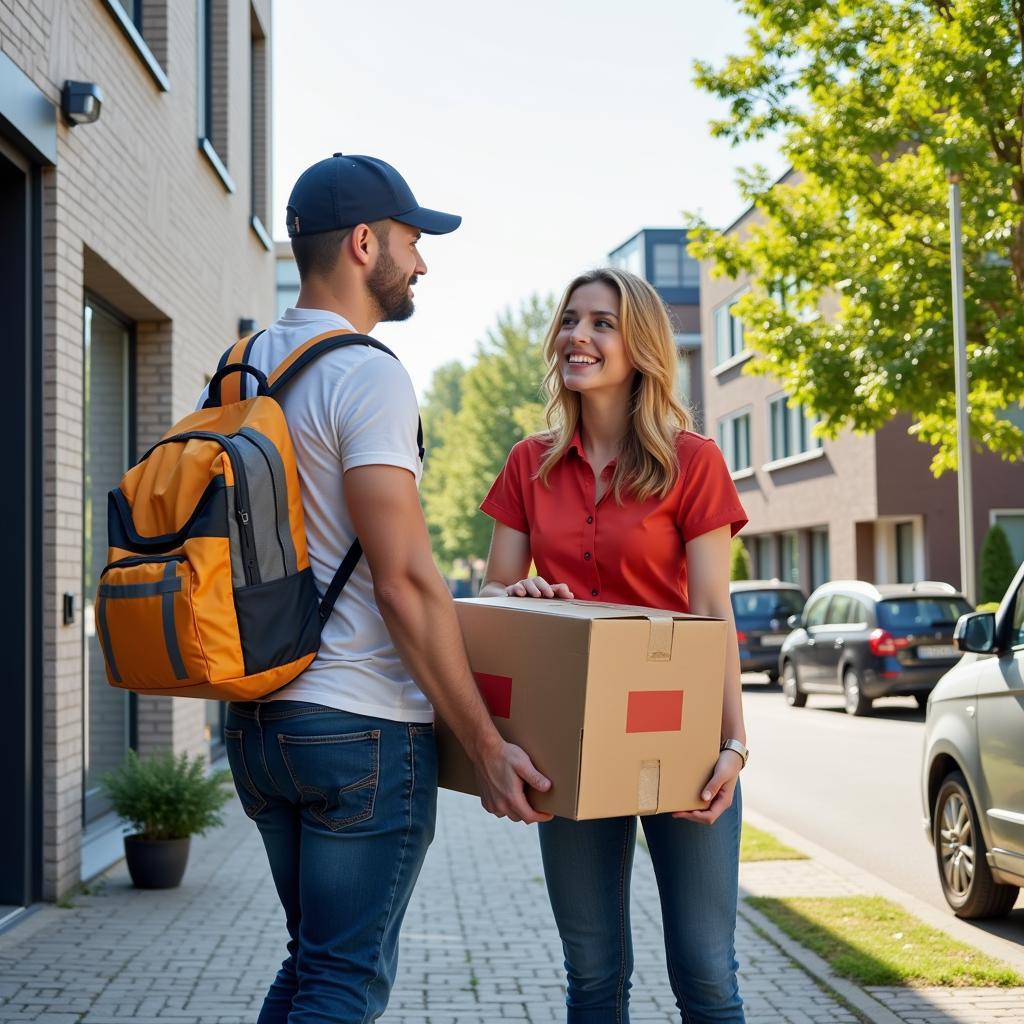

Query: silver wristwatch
left=720, top=738, right=749, bottom=768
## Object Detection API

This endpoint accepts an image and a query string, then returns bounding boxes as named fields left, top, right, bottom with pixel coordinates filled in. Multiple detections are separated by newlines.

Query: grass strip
left=747, top=895, right=1023, bottom=987
left=740, top=824, right=808, bottom=862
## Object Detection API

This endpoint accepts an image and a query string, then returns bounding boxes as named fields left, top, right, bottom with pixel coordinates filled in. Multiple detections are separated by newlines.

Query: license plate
left=918, top=644, right=958, bottom=660
left=760, top=635, right=786, bottom=648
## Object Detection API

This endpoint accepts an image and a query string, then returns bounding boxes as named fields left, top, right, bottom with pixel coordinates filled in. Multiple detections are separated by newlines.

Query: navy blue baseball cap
left=286, top=153, right=461, bottom=237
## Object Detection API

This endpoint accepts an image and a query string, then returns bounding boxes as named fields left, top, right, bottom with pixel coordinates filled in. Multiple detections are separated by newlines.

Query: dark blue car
left=730, top=580, right=807, bottom=683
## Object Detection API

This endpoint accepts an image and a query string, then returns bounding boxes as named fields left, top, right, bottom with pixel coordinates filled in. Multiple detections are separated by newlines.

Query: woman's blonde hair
left=537, top=267, right=694, bottom=503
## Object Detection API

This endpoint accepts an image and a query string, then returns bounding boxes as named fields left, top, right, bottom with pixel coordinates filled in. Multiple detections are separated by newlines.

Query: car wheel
left=842, top=666, right=872, bottom=716
left=933, top=771, right=1019, bottom=919
left=782, top=662, right=806, bottom=708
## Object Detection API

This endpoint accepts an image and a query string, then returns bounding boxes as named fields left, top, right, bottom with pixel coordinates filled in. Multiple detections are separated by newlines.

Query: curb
left=742, top=806, right=1024, bottom=975
left=736, top=895, right=904, bottom=1024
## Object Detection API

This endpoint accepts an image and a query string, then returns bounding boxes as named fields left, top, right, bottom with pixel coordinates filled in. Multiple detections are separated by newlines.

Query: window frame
left=716, top=408, right=753, bottom=476
left=102, top=0, right=170, bottom=91
left=766, top=393, right=823, bottom=465
left=197, top=0, right=236, bottom=193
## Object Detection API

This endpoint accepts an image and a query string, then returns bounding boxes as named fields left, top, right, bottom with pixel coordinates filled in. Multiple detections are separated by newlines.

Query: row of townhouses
left=609, top=214, right=1023, bottom=596
left=1, top=0, right=275, bottom=910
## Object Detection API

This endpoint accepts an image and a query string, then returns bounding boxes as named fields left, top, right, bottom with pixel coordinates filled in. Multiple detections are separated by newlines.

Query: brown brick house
left=700, top=176, right=1024, bottom=597
left=1, top=0, right=274, bottom=909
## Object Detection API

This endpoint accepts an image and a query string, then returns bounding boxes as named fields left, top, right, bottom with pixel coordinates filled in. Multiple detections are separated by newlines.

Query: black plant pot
left=124, top=834, right=191, bottom=889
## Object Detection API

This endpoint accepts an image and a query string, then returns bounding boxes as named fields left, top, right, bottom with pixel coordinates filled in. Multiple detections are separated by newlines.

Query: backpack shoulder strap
left=266, top=328, right=425, bottom=625
left=215, top=331, right=265, bottom=405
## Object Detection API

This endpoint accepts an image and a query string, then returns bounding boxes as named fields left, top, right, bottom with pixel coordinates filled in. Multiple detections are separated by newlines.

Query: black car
left=778, top=581, right=973, bottom=716
left=730, top=580, right=807, bottom=682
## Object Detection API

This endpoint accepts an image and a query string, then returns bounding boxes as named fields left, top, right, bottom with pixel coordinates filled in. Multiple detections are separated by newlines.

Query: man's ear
left=347, top=224, right=376, bottom=268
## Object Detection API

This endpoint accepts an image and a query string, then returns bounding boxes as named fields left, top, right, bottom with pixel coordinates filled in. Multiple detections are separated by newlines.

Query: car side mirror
left=787, top=614, right=800, bottom=629
left=954, top=612, right=996, bottom=654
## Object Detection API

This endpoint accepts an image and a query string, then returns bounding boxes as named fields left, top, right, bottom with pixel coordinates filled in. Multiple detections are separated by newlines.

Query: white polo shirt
left=201, top=307, right=431, bottom=722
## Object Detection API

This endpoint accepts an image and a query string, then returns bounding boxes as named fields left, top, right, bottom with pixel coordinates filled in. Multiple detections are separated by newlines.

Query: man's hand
left=473, top=738, right=554, bottom=824
left=671, top=749, right=742, bottom=825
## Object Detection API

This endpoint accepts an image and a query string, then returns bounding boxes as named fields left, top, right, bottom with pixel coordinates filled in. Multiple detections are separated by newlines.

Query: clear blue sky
left=272, top=0, right=786, bottom=397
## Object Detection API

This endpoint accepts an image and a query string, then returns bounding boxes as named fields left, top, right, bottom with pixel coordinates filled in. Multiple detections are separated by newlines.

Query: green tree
left=688, top=0, right=1024, bottom=474
left=422, top=295, right=554, bottom=566
left=978, top=523, right=1017, bottom=603
left=730, top=537, right=753, bottom=581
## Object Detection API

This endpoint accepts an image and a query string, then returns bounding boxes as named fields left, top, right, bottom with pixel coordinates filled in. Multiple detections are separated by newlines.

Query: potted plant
left=101, top=750, right=233, bottom=889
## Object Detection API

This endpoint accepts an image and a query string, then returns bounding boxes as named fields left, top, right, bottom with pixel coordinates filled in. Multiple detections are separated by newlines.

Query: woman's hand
left=506, top=576, right=574, bottom=600
left=671, top=749, right=743, bottom=825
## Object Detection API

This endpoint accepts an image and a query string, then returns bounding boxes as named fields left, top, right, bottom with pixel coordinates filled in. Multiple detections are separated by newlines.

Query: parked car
left=778, top=580, right=973, bottom=715
left=921, top=562, right=1024, bottom=918
left=730, top=580, right=806, bottom=682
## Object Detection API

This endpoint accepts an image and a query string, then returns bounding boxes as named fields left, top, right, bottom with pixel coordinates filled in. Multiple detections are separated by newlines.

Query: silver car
left=921, top=561, right=1024, bottom=918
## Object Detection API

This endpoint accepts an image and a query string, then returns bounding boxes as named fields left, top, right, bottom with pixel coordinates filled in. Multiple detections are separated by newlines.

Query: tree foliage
left=422, top=296, right=554, bottom=566
left=978, top=523, right=1017, bottom=602
left=730, top=537, right=753, bottom=581
left=688, top=0, right=1024, bottom=473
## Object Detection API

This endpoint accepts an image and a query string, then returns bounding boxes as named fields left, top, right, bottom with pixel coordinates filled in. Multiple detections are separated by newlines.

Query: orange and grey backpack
left=95, top=329, right=423, bottom=700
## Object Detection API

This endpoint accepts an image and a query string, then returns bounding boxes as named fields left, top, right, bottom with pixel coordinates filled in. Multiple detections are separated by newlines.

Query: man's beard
left=368, top=247, right=416, bottom=323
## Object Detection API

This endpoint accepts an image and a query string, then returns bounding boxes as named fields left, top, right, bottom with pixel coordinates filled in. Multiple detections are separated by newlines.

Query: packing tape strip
left=646, top=615, right=674, bottom=661
left=638, top=759, right=661, bottom=814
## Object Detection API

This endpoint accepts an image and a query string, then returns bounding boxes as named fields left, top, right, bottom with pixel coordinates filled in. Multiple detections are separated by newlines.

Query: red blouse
left=481, top=430, right=748, bottom=614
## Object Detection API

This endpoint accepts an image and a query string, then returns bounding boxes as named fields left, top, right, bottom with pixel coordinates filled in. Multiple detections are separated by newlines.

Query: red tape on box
left=474, top=672, right=512, bottom=718
left=626, top=690, right=684, bottom=733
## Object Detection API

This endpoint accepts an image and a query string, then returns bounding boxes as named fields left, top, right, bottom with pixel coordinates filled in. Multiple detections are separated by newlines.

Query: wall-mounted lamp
left=61, top=81, right=104, bottom=126
left=238, top=318, right=259, bottom=337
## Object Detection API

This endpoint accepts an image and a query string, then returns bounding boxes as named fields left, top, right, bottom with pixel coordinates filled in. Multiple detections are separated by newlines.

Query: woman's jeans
left=539, top=785, right=744, bottom=1024
left=224, top=701, right=437, bottom=1024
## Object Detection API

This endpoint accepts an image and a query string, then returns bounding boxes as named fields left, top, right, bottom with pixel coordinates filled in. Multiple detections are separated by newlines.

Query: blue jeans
left=224, top=701, right=437, bottom=1024
left=539, top=786, right=744, bottom=1023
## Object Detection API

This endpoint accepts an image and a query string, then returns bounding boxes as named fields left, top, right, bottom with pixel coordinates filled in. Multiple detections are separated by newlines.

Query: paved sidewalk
left=0, top=789, right=1018, bottom=1023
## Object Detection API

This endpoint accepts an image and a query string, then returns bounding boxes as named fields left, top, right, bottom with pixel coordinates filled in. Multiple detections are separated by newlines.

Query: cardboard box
left=437, top=597, right=727, bottom=819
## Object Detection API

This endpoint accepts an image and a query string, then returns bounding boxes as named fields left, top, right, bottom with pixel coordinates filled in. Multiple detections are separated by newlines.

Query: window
left=198, top=0, right=235, bottom=192
left=609, top=238, right=643, bottom=277
left=828, top=594, right=853, bottom=625
left=249, top=5, right=271, bottom=248
left=276, top=253, right=300, bottom=316
left=1010, top=582, right=1024, bottom=649
left=810, top=527, right=830, bottom=589
left=877, top=598, right=972, bottom=630
left=769, top=395, right=822, bottom=461
left=895, top=521, right=915, bottom=583
left=755, top=536, right=776, bottom=580
left=83, top=299, right=135, bottom=824
left=805, top=597, right=830, bottom=628
left=651, top=243, right=700, bottom=289
left=714, top=294, right=746, bottom=366
left=717, top=411, right=751, bottom=473
left=102, top=0, right=169, bottom=89
left=771, top=274, right=816, bottom=321
left=781, top=531, right=800, bottom=584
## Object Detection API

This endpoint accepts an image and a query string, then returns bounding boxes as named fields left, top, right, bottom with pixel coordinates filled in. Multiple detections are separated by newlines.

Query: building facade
left=1, top=0, right=275, bottom=909
left=608, top=228, right=705, bottom=428
left=701, top=184, right=1024, bottom=595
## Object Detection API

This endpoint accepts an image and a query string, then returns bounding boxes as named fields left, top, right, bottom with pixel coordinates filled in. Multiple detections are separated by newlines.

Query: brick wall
left=2, top=0, right=274, bottom=900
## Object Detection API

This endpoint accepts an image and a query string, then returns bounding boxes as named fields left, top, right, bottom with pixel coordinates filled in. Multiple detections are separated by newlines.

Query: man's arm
left=344, top=463, right=552, bottom=823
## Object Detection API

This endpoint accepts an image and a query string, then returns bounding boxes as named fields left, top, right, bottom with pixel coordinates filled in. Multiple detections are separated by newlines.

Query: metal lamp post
left=947, top=171, right=975, bottom=604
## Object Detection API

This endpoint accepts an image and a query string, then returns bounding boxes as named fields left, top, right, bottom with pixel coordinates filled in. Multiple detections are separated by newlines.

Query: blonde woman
left=479, top=268, right=748, bottom=1023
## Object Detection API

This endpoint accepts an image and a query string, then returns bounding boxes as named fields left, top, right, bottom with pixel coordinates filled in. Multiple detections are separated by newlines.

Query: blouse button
left=591, top=588, right=599, bottom=596
left=584, top=552, right=592, bottom=561
left=586, top=515, right=593, bottom=524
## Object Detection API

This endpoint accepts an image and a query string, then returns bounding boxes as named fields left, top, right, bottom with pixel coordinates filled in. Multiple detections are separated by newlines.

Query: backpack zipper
left=143, top=430, right=261, bottom=586
left=101, top=553, right=185, bottom=576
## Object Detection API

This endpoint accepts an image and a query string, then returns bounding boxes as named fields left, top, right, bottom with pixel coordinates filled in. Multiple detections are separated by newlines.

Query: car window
left=1012, top=584, right=1024, bottom=649
left=730, top=589, right=805, bottom=618
left=827, top=594, right=853, bottom=625
left=877, top=597, right=973, bottom=630
left=848, top=599, right=869, bottom=625
left=805, top=597, right=830, bottom=628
